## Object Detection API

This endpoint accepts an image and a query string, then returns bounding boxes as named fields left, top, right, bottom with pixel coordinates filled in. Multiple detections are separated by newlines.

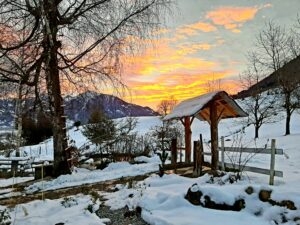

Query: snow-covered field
left=1, top=111, right=300, bottom=225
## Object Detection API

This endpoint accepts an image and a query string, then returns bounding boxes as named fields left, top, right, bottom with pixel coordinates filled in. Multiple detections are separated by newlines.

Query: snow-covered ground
left=1, top=111, right=300, bottom=224
left=0, top=194, right=107, bottom=225
left=0, top=176, right=33, bottom=188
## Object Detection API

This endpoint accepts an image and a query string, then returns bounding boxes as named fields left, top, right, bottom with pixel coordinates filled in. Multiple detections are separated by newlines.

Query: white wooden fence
left=204, top=137, right=283, bottom=185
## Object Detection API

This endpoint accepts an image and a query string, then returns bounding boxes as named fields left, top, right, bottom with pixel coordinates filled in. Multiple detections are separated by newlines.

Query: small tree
left=82, top=109, right=116, bottom=152
left=240, top=53, right=279, bottom=138
left=253, top=21, right=300, bottom=135
left=157, top=96, right=178, bottom=116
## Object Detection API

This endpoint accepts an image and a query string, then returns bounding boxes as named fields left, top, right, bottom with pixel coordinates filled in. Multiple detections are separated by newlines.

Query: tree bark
left=210, top=102, right=218, bottom=171
left=285, top=110, right=291, bottom=135
left=255, top=124, right=259, bottom=139
left=285, top=91, right=291, bottom=136
left=43, top=1, right=70, bottom=176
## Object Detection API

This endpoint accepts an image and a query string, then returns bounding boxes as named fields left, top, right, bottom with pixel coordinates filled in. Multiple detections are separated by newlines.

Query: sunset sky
left=121, top=0, right=300, bottom=109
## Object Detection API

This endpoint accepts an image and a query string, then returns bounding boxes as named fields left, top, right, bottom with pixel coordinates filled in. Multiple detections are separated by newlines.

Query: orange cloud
left=206, top=5, right=270, bottom=32
left=186, top=22, right=217, bottom=32
left=123, top=38, right=216, bottom=78
left=176, top=21, right=217, bottom=37
left=123, top=70, right=240, bottom=108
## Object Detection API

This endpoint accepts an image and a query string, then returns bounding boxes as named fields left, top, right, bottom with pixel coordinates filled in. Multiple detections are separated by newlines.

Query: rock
left=278, top=200, right=297, bottom=210
left=55, top=223, right=65, bottom=225
left=259, top=189, right=272, bottom=202
left=269, top=199, right=297, bottom=210
left=185, top=183, right=202, bottom=205
left=128, top=193, right=134, bottom=198
left=202, top=195, right=245, bottom=211
left=245, top=186, right=254, bottom=195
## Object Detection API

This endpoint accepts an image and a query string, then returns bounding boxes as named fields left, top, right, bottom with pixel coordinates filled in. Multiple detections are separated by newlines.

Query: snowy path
left=0, top=172, right=152, bottom=206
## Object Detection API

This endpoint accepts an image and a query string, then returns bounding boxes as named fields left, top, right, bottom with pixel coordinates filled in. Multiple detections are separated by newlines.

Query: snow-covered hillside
left=1, top=110, right=300, bottom=225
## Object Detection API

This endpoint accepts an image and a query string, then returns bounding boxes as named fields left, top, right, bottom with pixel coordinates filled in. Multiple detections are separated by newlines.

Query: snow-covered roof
left=163, top=91, right=247, bottom=121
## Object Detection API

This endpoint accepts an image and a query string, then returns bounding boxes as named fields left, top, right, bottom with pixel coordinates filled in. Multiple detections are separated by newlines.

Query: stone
left=202, top=195, right=245, bottom=211
left=185, top=184, right=202, bottom=205
left=259, top=189, right=272, bottom=202
left=245, top=186, right=254, bottom=195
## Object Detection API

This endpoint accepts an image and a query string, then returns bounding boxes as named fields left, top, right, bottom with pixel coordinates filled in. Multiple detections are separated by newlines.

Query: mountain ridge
left=0, top=91, right=158, bottom=127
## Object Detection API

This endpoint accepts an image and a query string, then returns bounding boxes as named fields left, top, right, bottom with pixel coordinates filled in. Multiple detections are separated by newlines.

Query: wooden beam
left=217, top=107, right=225, bottom=123
left=179, top=118, right=185, bottom=126
left=219, top=147, right=283, bottom=155
left=221, top=162, right=283, bottom=178
left=184, top=116, right=192, bottom=163
left=199, top=109, right=210, bottom=123
left=210, top=101, right=219, bottom=171
left=190, top=115, right=195, bottom=125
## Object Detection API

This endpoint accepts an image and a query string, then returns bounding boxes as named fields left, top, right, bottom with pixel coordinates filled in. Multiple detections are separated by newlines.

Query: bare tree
left=254, top=21, right=300, bottom=135
left=157, top=96, right=177, bottom=116
left=205, top=74, right=222, bottom=93
left=240, top=53, right=279, bottom=138
left=0, top=0, right=172, bottom=176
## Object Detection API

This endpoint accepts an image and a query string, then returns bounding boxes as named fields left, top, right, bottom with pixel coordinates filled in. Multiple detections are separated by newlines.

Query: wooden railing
left=166, top=136, right=283, bottom=185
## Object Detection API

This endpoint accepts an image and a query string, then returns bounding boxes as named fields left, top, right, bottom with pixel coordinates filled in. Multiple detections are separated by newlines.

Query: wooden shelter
left=164, top=91, right=247, bottom=170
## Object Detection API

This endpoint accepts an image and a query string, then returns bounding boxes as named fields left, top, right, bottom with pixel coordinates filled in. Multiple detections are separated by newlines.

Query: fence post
left=193, top=141, right=201, bottom=177
left=200, top=134, right=204, bottom=163
left=269, top=139, right=276, bottom=185
left=11, top=160, right=18, bottom=177
left=221, top=136, right=225, bottom=171
left=171, top=138, right=177, bottom=167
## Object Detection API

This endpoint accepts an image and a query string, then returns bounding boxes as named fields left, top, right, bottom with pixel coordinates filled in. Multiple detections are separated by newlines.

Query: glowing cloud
left=206, top=5, right=271, bottom=32
left=176, top=21, right=217, bottom=37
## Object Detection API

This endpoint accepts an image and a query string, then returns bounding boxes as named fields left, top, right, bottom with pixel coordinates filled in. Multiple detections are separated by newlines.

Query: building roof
left=163, top=91, right=247, bottom=122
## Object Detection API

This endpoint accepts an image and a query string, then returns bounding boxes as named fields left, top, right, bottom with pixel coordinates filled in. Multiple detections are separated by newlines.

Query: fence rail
left=219, top=137, right=282, bottom=185
left=166, top=136, right=283, bottom=185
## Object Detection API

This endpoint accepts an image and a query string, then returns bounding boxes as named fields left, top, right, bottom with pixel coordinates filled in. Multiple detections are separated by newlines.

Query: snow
left=164, top=91, right=220, bottom=120
left=104, top=174, right=300, bottom=225
left=25, top=161, right=159, bottom=193
left=0, top=177, right=33, bottom=188
left=2, top=195, right=106, bottom=225
left=1, top=99, right=300, bottom=225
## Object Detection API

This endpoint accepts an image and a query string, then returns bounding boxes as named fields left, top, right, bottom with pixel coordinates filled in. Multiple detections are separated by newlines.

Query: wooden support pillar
left=210, top=101, right=219, bottom=171
left=184, top=116, right=192, bottom=163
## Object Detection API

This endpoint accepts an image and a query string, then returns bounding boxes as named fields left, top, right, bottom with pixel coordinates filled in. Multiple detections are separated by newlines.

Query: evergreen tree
left=82, top=109, right=116, bottom=148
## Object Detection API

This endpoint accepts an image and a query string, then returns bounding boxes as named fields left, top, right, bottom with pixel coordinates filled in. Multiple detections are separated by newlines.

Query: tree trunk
left=210, top=102, right=218, bottom=171
left=285, top=92, right=291, bottom=136
left=15, top=82, right=23, bottom=157
left=44, top=1, right=70, bottom=176
left=254, top=124, right=259, bottom=139
left=285, top=110, right=291, bottom=135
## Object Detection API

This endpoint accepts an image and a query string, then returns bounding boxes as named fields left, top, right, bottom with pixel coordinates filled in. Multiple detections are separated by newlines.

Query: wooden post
left=193, top=141, right=201, bottom=177
left=184, top=117, right=192, bottom=163
left=269, top=139, right=276, bottom=185
left=210, top=101, right=219, bottom=170
left=171, top=138, right=177, bottom=166
left=180, top=148, right=182, bottom=163
left=221, top=136, right=225, bottom=171
left=11, top=160, right=18, bottom=177
left=41, top=164, right=44, bottom=200
left=200, top=134, right=204, bottom=163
